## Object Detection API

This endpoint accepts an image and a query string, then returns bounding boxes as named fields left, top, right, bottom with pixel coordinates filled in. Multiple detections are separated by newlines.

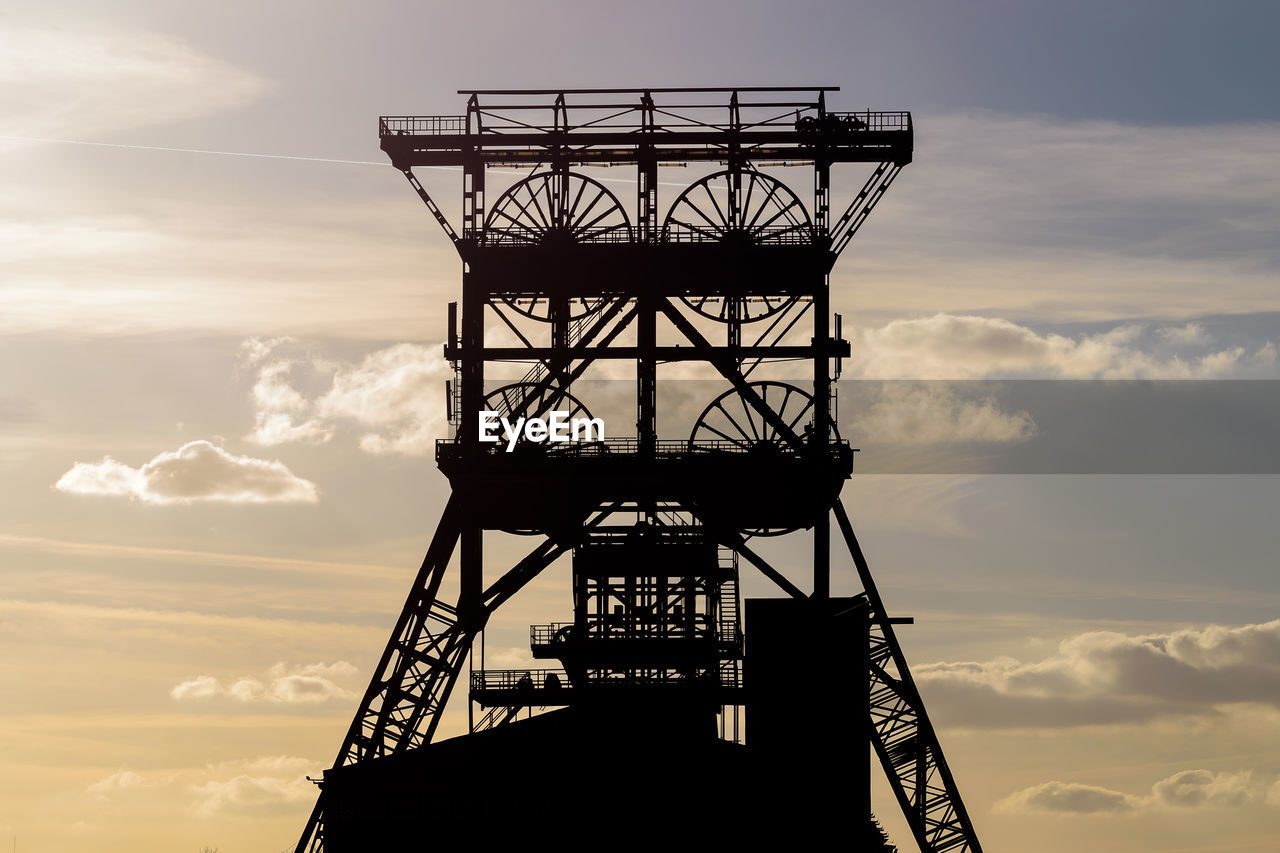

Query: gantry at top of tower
left=378, top=87, right=911, bottom=255
left=381, top=86, right=911, bottom=166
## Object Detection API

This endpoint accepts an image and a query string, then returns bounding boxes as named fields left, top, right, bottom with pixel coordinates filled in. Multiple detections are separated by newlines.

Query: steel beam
left=832, top=499, right=984, bottom=853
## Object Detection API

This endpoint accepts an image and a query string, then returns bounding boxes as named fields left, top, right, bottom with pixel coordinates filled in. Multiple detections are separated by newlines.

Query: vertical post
left=814, top=513, right=830, bottom=601
left=638, top=92, right=657, bottom=243
left=815, top=160, right=831, bottom=238
left=813, top=265, right=832, bottom=598
left=460, top=520, right=482, bottom=627
left=462, top=164, right=482, bottom=238
left=459, top=226, right=485, bottom=621
left=638, top=155, right=657, bottom=243
left=460, top=277, right=484, bottom=454
left=638, top=292, right=656, bottom=459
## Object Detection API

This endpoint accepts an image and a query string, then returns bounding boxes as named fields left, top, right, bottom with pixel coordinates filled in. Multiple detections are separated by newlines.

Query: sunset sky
left=3, top=2, right=1280, bottom=851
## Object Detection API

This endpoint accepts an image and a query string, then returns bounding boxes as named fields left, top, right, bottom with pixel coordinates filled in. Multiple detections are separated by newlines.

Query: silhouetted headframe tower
left=295, top=87, right=983, bottom=852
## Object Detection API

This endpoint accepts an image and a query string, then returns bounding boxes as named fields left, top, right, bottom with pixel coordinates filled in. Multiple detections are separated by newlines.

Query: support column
left=460, top=518, right=482, bottom=626
left=813, top=274, right=832, bottom=598
left=638, top=292, right=656, bottom=459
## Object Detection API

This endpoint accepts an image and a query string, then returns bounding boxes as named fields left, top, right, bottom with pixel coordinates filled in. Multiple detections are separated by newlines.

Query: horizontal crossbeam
left=456, top=343, right=848, bottom=361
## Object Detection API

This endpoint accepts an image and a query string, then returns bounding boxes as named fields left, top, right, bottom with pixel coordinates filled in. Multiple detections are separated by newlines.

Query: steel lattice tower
left=294, top=87, right=983, bottom=853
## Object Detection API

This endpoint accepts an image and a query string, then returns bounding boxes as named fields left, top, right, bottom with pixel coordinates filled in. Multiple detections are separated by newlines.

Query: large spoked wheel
left=484, top=382, right=597, bottom=536
left=689, top=381, right=825, bottom=453
left=662, top=170, right=812, bottom=245
left=484, top=171, right=631, bottom=246
left=497, top=294, right=611, bottom=323
left=663, top=170, right=812, bottom=323
left=483, top=382, right=594, bottom=437
left=680, top=293, right=803, bottom=324
left=485, top=171, right=629, bottom=323
left=689, top=383, right=830, bottom=538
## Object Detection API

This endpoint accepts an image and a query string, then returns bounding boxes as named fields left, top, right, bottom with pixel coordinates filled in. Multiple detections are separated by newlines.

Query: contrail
left=1, top=133, right=722, bottom=189
left=0, top=134, right=394, bottom=167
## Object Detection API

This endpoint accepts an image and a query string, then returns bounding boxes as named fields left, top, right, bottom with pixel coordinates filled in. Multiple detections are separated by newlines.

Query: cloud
left=170, top=662, right=357, bottom=705
left=1156, top=323, right=1210, bottom=346
left=1152, top=770, right=1260, bottom=808
left=849, top=383, right=1036, bottom=444
left=994, top=781, right=1139, bottom=814
left=916, top=619, right=1280, bottom=728
left=269, top=660, right=358, bottom=679
left=844, top=113, right=1280, bottom=323
left=269, top=674, right=353, bottom=704
left=189, top=754, right=320, bottom=817
left=81, top=755, right=321, bottom=821
left=243, top=340, right=450, bottom=455
left=87, top=770, right=148, bottom=801
left=170, top=675, right=223, bottom=701
left=996, top=770, right=1270, bottom=816
left=850, top=314, right=1278, bottom=379
left=53, top=440, right=318, bottom=504
left=0, top=24, right=267, bottom=138
left=190, top=774, right=315, bottom=818
left=223, top=755, right=315, bottom=776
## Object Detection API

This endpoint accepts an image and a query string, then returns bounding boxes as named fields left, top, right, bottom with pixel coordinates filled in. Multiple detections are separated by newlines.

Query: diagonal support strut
left=833, top=499, right=984, bottom=853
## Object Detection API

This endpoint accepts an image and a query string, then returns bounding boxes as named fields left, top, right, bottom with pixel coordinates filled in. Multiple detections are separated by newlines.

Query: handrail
left=380, top=110, right=912, bottom=138
left=471, top=666, right=741, bottom=691
left=437, top=436, right=852, bottom=462
left=380, top=115, right=467, bottom=135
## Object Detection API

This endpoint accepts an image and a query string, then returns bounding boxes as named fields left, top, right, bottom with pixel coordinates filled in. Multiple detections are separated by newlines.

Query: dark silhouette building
left=294, top=88, right=981, bottom=852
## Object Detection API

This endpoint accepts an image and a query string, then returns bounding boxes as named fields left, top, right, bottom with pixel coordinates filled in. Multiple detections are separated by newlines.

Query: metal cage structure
left=294, top=87, right=983, bottom=853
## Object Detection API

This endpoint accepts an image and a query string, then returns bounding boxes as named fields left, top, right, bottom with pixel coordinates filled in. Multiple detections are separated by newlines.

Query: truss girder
left=829, top=162, right=902, bottom=259
left=295, top=508, right=587, bottom=853
left=401, top=168, right=460, bottom=247
left=834, top=500, right=984, bottom=853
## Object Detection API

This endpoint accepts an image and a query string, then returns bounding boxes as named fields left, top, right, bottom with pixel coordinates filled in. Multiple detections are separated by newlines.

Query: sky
left=2, top=1, right=1280, bottom=851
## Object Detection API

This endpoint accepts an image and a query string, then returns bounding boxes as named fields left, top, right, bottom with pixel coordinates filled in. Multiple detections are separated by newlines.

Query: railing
left=379, top=115, right=467, bottom=135
left=578, top=527, right=709, bottom=545
left=530, top=623, right=574, bottom=646
left=659, top=225, right=822, bottom=245
left=477, top=225, right=823, bottom=246
left=437, top=437, right=850, bottom=462
left=472, top=667, right=741, bottom=692
left=471, top=669, right=568, bottom=691
left=379, top=107, right=912, bottom=138
left=829, top=110, right=911, bottom=131
left=480, top=226, right=635, bottom=246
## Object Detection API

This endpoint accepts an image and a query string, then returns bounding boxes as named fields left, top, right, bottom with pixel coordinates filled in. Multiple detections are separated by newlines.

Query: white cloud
left=227, top=678, right=267, bottom=702
left=916, top=619, right=1280, bottom=728
left=0, top=25, right=267, bottom=138
left=190, top=774, right=315, bottom=818
left=994, top=781, right=1139, bottom=814
left=87, top=770, right=148, bottom=801
left=1152, top=770, right=1260, bottom=808
left=170, top=662, right=357, bottom=705
left=244, top=340, right=450, bottom=456
left=269, top=660, right=358, bottom=679
left=224, top=755, right=315, bottom=776
left=189, top=754, right=320, bottom=817
left=53, top=440, right=318, bottom=504
left=996, top=770, right=1270, bottom=816
left=850, top=314, right=1278, bottom=379
left=842, top=114, right=1280, bottom=323
left=169, top=675, right=223, bottom=701
left=1156, top=323, right=1211, bottom=346
left=269, top=674, right=354, bottom=703
left=849, top=383, right=1036, bottom=444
